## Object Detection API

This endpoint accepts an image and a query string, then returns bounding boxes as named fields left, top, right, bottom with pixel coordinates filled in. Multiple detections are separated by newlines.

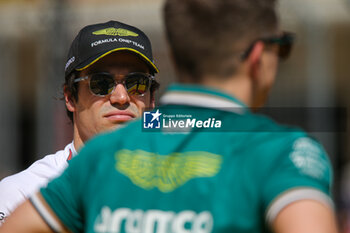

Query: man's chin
left=105, top=119, right=134, bottom=132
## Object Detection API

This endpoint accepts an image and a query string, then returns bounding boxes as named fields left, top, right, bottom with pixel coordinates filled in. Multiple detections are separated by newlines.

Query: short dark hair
left=164, top=0, right=278, bottom=81
left=64, top=71, right=79, bottom=123
left=64, top=72, right=160, bottom=123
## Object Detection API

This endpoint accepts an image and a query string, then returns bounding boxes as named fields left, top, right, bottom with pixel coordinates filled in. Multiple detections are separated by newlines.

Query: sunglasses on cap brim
left=74, top=72, right=154, bottom=97
left=241, top=31, right=295, bottom=61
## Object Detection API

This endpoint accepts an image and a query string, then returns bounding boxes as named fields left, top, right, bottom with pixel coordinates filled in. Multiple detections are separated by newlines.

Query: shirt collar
left=69, top=141, right=78, bottom=157
left=160, top=84, right=249, bottom=114
left=65, top=142, right=78, bottom=162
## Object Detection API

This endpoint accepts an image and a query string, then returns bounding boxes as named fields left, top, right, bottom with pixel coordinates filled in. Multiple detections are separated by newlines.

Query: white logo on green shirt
left=94, top=207, right=213, bottom=233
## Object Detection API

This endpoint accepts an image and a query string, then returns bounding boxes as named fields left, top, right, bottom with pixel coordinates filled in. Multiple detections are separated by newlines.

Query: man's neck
left=200, top=74, right=253, bottom=107
left=72, top=124, right=84, bottom=152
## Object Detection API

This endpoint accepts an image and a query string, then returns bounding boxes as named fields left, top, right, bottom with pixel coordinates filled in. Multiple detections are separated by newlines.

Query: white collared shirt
left=0, top=142, right=77, bottom=224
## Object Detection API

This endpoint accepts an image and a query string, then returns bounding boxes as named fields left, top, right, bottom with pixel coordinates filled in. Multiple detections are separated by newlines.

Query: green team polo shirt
left=33, top=84, right=333, bottom=233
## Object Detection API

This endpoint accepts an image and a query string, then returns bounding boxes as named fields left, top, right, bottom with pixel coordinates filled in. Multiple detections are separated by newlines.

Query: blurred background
left=0, top=0, right=349, bottom=231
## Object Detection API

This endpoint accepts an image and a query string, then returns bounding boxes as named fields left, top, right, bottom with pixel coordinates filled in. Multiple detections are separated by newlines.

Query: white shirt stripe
left=160, top=92, right=245, bottom=114
left=266, top=188, right=334, bottom=224
left=30, top=193, right=62, bottom=233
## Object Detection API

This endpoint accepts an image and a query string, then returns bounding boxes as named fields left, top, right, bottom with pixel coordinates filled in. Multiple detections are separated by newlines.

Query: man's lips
left=104, top=111, right=136, bottom=122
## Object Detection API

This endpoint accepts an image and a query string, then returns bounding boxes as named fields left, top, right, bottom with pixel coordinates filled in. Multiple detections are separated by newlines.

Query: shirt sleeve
left=262, top=136, right=333, bottom=224
left=31, top=144, right=97, bottom=233
left=0, top=147, right=70, bottom=226
left=44, top=158, right=84, bottom=232
left=0, top=156, right=58, bottom=224
left=29, top=132, right=118, bottom=233
left=0, top=179, right=23, bottom=225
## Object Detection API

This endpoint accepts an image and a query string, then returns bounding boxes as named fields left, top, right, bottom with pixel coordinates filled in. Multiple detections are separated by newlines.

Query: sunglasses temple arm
left=73, top=76, right=89, bottom=83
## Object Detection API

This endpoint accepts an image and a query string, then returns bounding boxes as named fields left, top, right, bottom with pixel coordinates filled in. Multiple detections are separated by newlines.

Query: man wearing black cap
left=0, top=20, right=159, bottom=224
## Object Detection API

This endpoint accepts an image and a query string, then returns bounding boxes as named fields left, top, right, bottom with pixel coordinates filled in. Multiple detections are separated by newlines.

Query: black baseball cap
left=64, top=20, right=159, bottom=77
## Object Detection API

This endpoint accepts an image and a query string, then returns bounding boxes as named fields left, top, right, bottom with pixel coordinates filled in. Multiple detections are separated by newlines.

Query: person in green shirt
left=0, top=0, right=338, bottom=233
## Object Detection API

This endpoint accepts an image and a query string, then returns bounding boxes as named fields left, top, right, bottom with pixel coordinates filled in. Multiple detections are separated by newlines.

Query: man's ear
left=247, top=41, right=265, bottom=79
left=64, top=85, right=76, bottom=112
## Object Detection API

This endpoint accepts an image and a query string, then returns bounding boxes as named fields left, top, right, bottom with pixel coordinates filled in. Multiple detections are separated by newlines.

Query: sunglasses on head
left=74, top=72, right=154, bottom=97
left=241, top=31, right=295, bottom=61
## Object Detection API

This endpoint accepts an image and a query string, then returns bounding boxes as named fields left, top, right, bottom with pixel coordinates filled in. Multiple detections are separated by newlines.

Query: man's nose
left=109, top=83, right=130, bottom=105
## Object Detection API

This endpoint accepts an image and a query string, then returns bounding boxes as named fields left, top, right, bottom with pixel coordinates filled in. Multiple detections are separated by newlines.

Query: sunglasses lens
left=278, top=33, right=294, bottom=60
left=89, top=73, right=115, bottom=96
left=125, top=73, right=150, bottom=96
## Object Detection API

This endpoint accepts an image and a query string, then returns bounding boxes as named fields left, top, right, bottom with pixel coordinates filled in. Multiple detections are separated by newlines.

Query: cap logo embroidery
left=92, top=27, right=138, bottom=37
left=65, top=56, right=75, bottom=71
